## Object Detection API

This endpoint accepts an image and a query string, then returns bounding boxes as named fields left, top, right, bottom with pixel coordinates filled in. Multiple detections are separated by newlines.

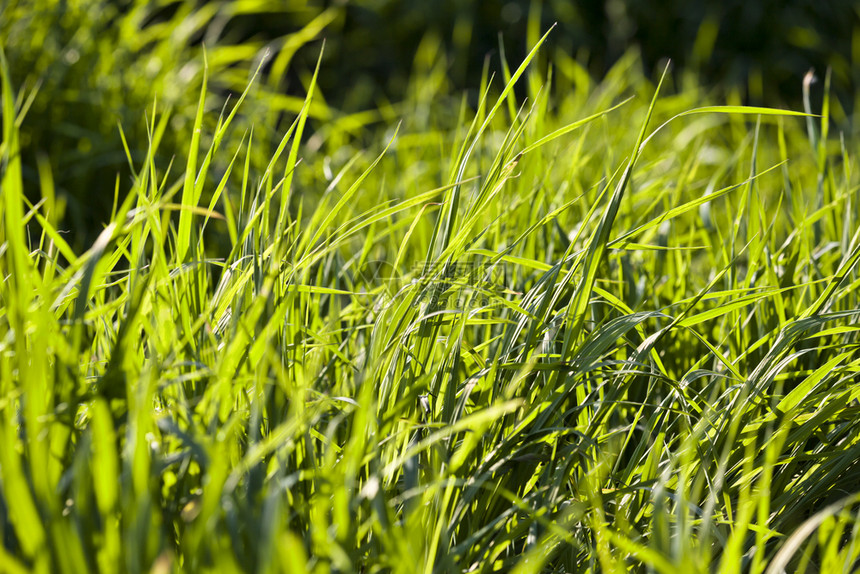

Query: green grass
left=2, top=15, right=860, bottom=574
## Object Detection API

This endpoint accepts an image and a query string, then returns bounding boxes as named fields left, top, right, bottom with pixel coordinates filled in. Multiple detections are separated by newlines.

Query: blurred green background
left=2, top=0, right=857, bottom=246
left=315, top=0, right=857, bottom=111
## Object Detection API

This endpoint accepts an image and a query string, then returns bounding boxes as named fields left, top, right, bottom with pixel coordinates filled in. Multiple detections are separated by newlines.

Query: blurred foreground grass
left=2, top=6, right=860, bottom=574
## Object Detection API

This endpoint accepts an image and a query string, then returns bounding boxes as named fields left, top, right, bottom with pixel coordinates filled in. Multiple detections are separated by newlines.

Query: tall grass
left=2, top=21, right=860, bottom=574
left=0, top=0, right=339, bottom=245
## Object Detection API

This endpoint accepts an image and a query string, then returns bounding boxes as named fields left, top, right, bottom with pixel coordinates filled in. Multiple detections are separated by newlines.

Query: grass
left=2, top=15, right=860, bottom=574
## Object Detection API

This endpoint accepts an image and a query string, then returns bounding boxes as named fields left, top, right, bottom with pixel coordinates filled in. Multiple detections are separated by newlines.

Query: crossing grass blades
left=2, top=20, right=860, bottom=574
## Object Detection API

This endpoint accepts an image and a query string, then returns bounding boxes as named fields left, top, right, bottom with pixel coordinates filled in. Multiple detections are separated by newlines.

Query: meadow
left=2, top=5, right=860, bottom=573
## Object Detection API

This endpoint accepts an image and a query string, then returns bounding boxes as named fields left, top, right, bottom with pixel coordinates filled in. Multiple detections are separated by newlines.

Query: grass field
left=2, top=10, right=860, bottom=574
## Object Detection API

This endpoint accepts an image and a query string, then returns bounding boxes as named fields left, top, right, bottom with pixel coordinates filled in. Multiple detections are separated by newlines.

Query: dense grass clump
left=2, top=25, right=860, bottom=574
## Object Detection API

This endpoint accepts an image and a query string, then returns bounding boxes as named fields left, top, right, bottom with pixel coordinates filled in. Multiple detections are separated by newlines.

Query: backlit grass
left=2, top=20, right=860, bottom=574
